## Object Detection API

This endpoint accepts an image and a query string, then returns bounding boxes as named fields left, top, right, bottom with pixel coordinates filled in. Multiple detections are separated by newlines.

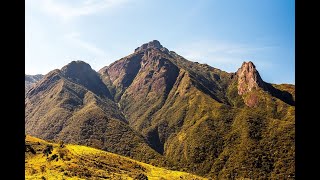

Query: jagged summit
left=134, top=40, right=162, bottom=52
left=134, top=40, right=169, bottom=53
left=236, top=61, right=265, bottom=95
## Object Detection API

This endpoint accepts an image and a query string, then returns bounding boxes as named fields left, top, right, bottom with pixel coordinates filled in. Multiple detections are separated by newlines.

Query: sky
left=26, top=0, right=295, bottom=84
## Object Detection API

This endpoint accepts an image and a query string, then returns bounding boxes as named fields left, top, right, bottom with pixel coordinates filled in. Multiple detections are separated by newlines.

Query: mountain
left=25, top=74, right=44, bottom=92
left=25, top=61, right=164, bottom=165
left=25, top=135, right=205, bottom=180
left=26, top=40, right=295, bottom=179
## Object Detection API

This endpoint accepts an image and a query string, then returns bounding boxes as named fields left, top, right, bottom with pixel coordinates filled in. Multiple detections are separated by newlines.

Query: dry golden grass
left=25, top=135, right=206, bottom=180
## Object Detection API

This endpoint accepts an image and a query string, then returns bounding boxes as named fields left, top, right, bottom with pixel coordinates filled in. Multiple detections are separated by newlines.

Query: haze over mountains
left=25, top=40, right=295, bottom=179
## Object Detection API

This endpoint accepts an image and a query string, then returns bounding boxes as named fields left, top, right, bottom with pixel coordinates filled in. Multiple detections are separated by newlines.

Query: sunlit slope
left=25, top=135, right=206, bottom=180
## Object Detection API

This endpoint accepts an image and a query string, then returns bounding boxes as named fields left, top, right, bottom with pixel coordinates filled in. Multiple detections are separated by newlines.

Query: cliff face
left=236, top=61, right=266, bottom=95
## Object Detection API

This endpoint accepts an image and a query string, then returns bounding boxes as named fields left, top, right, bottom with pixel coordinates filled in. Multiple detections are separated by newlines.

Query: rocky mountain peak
left=61, top=60, right=92, bottom=76
left=236, top=61, right=265, bottom=95
left=134, top=40, right=168, bottom=53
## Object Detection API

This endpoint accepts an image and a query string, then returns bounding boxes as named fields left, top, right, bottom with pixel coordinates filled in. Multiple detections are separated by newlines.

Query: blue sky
left=26, top=0, right=295, bottom=84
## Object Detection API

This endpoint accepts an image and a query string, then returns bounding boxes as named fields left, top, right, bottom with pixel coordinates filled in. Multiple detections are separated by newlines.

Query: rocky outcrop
left=134, top=40, right=169, bottom=53
left=236, top=61, right=266, bottom=95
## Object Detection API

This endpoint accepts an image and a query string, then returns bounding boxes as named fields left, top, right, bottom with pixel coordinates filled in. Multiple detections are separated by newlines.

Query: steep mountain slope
left=25, top=135, right=205, bottom=180
left=25, top=74, right=44, bottom=92
left=26, top=40, right=295, bottom=179
left=25, top=61, right=163, bottom=165
left=99, top=40, right=295, bottom=179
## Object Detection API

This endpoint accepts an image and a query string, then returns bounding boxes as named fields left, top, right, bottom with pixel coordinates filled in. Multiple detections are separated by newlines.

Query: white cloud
left=29, top=0, right=130, bottom=22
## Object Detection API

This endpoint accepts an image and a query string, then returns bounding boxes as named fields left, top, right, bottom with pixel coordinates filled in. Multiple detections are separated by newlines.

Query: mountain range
left=25, top=40, right=295, bottom=179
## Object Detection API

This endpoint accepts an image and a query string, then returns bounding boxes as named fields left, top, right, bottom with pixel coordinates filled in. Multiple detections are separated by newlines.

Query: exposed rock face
left=236, top=61, right=265, bottom=95
left=99, top=53, right=144, bottom=101
left=134, top=40, right=169, bottom=53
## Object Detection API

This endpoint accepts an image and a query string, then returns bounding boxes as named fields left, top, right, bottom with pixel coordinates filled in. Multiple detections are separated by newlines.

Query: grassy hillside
left=25, top=135, right=206, bottom=180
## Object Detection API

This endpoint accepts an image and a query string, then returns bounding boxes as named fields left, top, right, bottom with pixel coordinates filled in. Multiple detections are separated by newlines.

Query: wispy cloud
left=29, top=0, right=130, bottom=22
left=63, top=32, right=114, bottom=70
left=174, top=40, right=274, bottom=72
left=64, top=32, right=107, bottom=58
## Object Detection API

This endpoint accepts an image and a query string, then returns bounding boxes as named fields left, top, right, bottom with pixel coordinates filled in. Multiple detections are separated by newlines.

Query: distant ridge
left=25, top=74, right=44, bottom=93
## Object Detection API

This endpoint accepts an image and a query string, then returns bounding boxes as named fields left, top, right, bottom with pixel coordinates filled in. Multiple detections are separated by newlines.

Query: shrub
left=25, top=144, right=36, bottom=154
left=49, top=154, right=58, bottom=161
left=40, top=165, right=46, bottom=173
left=58, top=148, right=68, bottom=160
left=43, top=145, right=53, bottom=157
left=133, top=173, right=148, bottom=180
left=28, top=167, right=36, bottom=175
left=59, top=140, right=65, bottom=148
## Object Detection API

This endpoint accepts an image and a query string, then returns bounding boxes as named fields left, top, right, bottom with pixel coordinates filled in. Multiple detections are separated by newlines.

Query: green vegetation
left=26, top=45, right=295, bottom=179
left=25, top=62, right=164, bottom=166
left=99, top=48, right=295, bottom=178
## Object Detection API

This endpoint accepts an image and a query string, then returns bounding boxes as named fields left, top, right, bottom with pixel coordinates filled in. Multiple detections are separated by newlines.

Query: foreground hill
left=26, top=40, right=295, bottom=179
left=25, top=135, right=205, bottom=180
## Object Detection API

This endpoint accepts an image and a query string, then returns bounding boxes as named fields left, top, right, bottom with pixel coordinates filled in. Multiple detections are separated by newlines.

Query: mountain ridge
left=25, top=60, right=166, bottom=166
left=26, top=40, right=295, bottom=179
